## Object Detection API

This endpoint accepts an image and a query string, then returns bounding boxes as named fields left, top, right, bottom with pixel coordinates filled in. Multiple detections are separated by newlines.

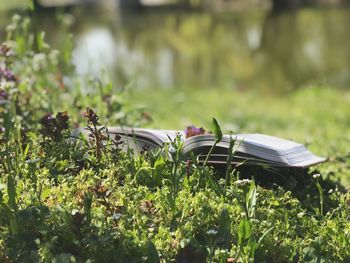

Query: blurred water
left=2, top=6, right=350, bottom=91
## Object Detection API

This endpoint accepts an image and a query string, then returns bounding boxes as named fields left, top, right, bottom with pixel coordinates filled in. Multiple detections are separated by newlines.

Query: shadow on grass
left=214, top=164, right=346, bottom=213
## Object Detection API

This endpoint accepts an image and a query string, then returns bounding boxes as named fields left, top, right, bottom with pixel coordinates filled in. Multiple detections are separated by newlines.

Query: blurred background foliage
left=1, top=0, right=350, bottom=91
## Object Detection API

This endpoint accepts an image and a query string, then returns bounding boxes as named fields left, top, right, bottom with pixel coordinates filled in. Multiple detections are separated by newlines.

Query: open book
left=79, top=127, right=327, bottom=168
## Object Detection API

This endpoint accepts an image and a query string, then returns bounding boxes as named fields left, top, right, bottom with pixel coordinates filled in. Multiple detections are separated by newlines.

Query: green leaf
left=7, top=175, right=17, bottom=211
left=28, top=0, right=34, bottom=11
left=52, top=253, right=76, bottom=263
left=36, top=32, right=46, bottom=51
left=84, top=192, right=93, bottom=226
left=247, top=180, right=257, bottom=218
left=255, top=227, right=274, bottom=250
left=0, top=183, right=5, bottom=201
left=154, top=155, right=165, bottom=171
left=212, top=117, right=223, bottom=142
left=218, top=208, right=231, bottom=249
left=238, top=219, right=252, bottom=246
left=146, top=241, right=160, bottom=263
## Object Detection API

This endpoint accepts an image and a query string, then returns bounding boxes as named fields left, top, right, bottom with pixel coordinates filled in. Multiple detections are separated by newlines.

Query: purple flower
left=40, top=112, right=70, bottom=142
left=0, top=68, right=17, bottom=82
left=185, top=125, right=205, bottom=138
left=40, top=113, right=54, bottom=124
left=56, top=111, right=69, bottom=130
left=83, top=107, right=100, bottom=125
left=0, top=90, right=8, bottom=99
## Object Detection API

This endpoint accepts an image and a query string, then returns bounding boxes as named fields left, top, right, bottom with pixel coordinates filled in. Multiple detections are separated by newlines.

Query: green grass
left=130, top=86, right=350, bottom=187
left=1, top=13, right=350, bottom=262
left=0, top=0, right=27, bottom=11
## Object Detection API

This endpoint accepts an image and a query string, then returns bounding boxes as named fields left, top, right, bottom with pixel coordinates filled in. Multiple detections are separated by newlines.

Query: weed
left=83, top=107, right=107, bottom=160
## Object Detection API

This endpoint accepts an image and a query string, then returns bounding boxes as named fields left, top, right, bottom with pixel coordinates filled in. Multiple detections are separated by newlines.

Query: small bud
left=313, top=173, right=321, bottom=179
left=206, top=229, right=218, bottom=236
left=297, top=212, right=304, bottom=218
left=234, top=179, right=252, bottom=187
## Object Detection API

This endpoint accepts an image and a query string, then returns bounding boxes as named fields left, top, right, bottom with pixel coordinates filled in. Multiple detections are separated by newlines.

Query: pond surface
left=1, top=6, right=350, bottom=92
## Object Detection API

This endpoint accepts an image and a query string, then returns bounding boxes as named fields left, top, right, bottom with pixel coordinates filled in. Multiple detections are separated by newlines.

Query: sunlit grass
left=1, top=12, right=350, bottom=262
left=130, top=85, right=350, bottom=186
left=0, top=0, right=27, bottom=11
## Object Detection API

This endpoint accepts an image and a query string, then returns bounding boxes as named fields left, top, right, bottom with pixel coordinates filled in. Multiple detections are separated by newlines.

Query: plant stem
left=224, top=137, right=236, bottom=200
left=202, top=140, right=218, bottom=168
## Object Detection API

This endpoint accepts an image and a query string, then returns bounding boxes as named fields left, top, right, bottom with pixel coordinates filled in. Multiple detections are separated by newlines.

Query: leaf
left=255, top=227, right=274, bottom=250
left=146, top=241, right=160, bottom=263
left=52, top=253, right=76, bottom=263
left=22, top=143, right=30, bottom=162
left=247, top=180, right=257, bottom=218
left=153, top=155, right=166, bottom=186
left=170, top=213, right=179, bottom=232
left=7, top=175, right=17, bottom=211
left=167, top=193, right=176, bottom=217
left=217, top=208, right=231, bottom=249
left=238, top=219, right=252, bottom=246
left=36, top=32, right=47, bottom=51
left=28, top=0, right=35, bottom=11
left=212, top=117, right=222, bottom=142
left=84, top=192, right=93, bottom=226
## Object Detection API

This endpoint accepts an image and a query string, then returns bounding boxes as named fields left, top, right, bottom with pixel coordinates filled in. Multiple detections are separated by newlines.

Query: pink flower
left=185, top=125, right=205, bottom=138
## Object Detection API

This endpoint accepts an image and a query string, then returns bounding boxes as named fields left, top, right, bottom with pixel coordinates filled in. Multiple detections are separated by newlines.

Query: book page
left=233, top=134, right=306, bottom=155
left=183, top=133, right=326, bottom=167
left=107, top=127, right=184, bottom=146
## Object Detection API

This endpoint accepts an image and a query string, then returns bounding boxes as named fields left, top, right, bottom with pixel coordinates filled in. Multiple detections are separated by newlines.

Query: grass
left=0, top=0, right=27, bottom=11
left=0, top=13, right=350, bottom=262
left=130, top=86, right=350, bottom=187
